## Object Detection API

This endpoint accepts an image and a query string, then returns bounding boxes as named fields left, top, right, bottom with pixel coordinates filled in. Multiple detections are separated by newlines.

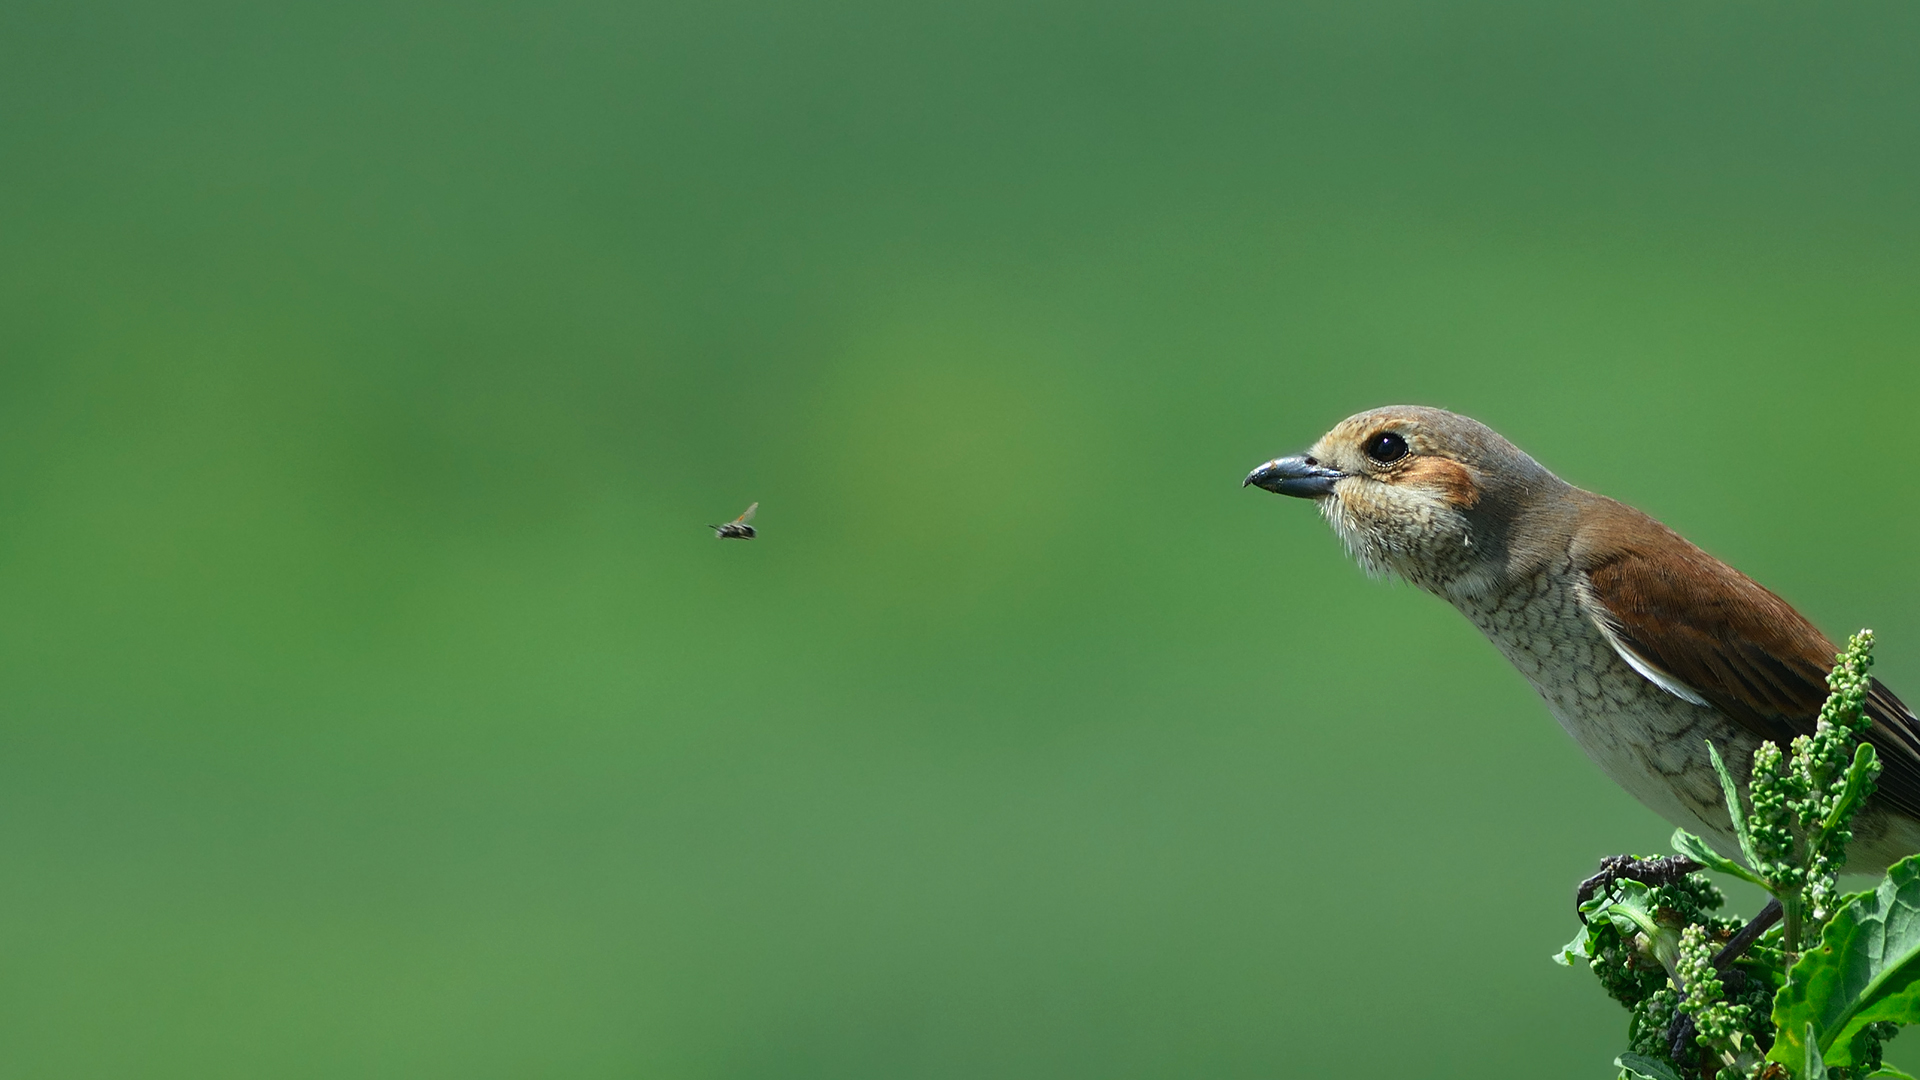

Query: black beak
left=1244, top=455, right=1344, bottom=498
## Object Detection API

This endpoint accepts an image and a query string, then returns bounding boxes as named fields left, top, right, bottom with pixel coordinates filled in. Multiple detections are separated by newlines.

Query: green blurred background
left=3, top=0, right=1919, bottom=1075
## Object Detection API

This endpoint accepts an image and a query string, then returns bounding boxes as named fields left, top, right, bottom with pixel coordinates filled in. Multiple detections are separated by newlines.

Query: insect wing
left=734, top=502, right=759, bottom=525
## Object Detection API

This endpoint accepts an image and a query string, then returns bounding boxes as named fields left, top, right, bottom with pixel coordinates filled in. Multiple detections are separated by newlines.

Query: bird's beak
left=1244, top=455, right=1345, bottom=498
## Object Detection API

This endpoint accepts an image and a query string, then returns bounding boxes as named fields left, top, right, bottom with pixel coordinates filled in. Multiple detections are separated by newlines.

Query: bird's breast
left=1453, top=567, right=1751, bottom=849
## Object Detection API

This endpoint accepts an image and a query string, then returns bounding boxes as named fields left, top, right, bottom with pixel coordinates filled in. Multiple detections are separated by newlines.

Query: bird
left=1244, top=405, right=1920, bottom=874
left=709, top=502, right=758, bottom=539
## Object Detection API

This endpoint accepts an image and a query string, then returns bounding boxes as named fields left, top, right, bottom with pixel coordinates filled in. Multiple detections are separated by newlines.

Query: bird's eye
left=1364, top=432, right=1409, bottom=465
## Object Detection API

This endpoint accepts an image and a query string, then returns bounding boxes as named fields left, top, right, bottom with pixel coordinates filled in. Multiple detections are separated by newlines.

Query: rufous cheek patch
left=1400, top=457, right=1482, bottom=509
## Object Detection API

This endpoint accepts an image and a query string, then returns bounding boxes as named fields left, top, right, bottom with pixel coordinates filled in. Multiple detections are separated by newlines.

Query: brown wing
left=1576, top=507, right=1920, bottom=821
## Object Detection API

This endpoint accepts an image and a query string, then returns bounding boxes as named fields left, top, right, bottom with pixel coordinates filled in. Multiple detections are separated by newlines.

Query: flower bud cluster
left=1676, top=924, right=1753, bottom=1064
left=1801, top=632, right=1880, bottom=920
left=1748, top=740, right=1803, bottom=889
left=1742, top=632, right=1881, bottom=925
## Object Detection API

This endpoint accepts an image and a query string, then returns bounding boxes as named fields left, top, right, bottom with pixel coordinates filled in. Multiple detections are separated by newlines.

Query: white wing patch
left=1575, top=580, right=1712, bottom=707
left=1604, top=633, right=1711, bottom=706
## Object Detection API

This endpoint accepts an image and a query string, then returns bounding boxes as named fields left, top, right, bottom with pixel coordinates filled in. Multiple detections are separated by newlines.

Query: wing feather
left=1576, top=514, right=1920, bottom=822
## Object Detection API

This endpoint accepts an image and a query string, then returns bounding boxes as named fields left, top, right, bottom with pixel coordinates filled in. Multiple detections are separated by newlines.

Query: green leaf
left=1770, top=853, right=1920, bottom=1069
left=1706, top=740, right=1764, bottom=869
left=1615, top=1052, right=1684, bottom=1080
left=1867, top=1067, right=1918, bottom=1079
left=1819, top=742, right=1881, bottom=845
left=1591, top=880, right=1660, bottom=940
left=1552, top=923, right=1591, bottom=966
left=1670, top=828, right=1771, bottom=890
left=1580, top=879, right=1687, bottom=977
left=1803, top=1023, right=1828, bottom=1080
left=1556, top=890, right=1625, bottom=965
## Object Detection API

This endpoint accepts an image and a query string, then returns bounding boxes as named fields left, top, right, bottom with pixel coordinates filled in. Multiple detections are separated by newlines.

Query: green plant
left=1560, top=632, right=1920, bottom=1079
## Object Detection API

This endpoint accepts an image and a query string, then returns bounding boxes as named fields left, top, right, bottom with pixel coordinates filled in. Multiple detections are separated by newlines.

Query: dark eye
left=1364, top=432, right=1409, bottom=464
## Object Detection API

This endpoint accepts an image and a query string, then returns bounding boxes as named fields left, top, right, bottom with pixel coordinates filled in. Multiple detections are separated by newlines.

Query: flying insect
left=709, top=502, right=758, bottom=539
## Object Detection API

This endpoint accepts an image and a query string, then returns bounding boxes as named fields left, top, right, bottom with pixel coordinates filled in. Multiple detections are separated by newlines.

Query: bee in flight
left=709, top=502, right=758, bottom=539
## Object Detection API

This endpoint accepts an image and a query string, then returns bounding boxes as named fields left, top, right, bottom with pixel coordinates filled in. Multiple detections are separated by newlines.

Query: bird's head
left=1246, top=405, right=1568, bottom=597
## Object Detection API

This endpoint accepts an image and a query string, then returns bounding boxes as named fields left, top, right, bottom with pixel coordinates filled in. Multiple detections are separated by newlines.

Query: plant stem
left=1711, top=898, right=1783, bottom=970
left=1781, top=893, right=1803, bottom=962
